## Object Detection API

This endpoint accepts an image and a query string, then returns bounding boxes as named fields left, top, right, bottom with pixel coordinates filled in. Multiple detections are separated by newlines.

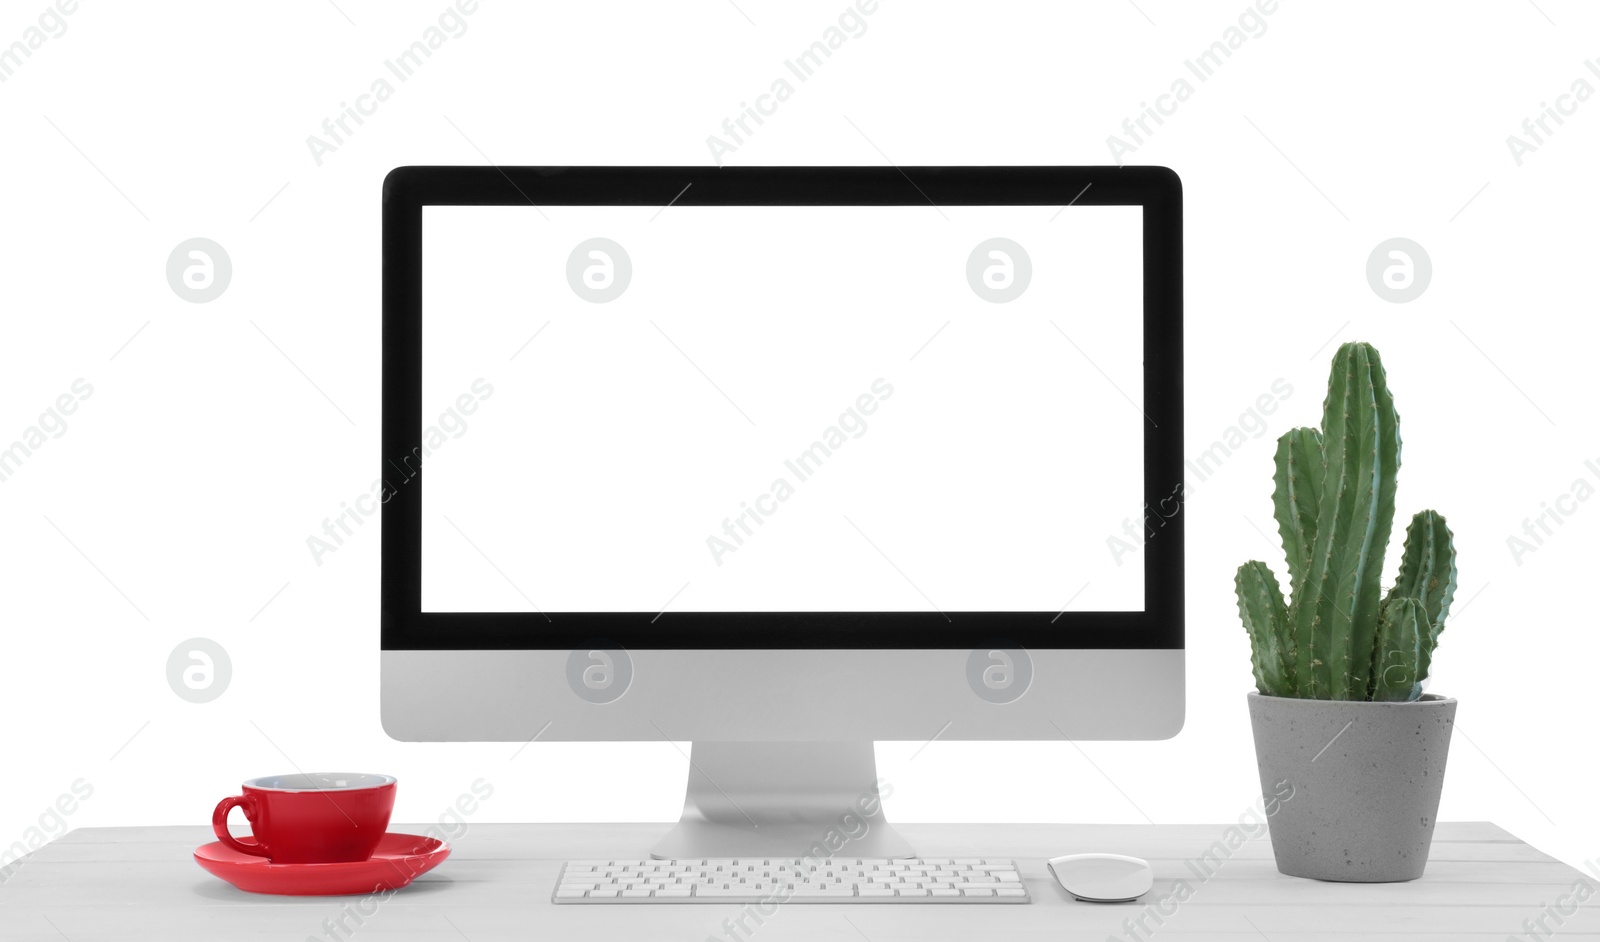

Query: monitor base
left=650, top=741, right=911, bottom=860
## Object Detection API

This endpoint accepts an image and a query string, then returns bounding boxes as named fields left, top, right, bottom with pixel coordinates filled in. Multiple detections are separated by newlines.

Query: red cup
left=212, top=773, right=396, bottom=864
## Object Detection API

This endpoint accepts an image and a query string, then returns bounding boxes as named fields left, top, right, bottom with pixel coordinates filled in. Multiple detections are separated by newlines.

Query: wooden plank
left=37, top=821, right=1558, bottom=863
left=6, top=899, right=1600, bottom=939
left=7, top=856, right=1594, bottom=899
left=2, top=928, right=1597, bottom=942
left=19, top=837, right=1569, bottom=867
left=47, top=820, right=1526, bottom=847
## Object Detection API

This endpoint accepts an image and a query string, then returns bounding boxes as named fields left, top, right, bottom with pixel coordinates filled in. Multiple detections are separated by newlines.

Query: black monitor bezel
left=382, top=166, right=1182, bottom=650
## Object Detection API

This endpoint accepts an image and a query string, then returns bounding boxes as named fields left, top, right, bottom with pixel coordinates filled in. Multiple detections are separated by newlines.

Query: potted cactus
left=1236, top=341, right=1458, bottom=883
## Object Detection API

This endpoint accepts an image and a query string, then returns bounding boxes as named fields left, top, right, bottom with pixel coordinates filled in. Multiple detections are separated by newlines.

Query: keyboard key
left=997, top=888, right=1027, bottom=898
left=962, top=887, right=996, bottom=897
left=697, top=886, right=767, bottom=900
left=788, top=885, right=854, bottom=897
left=554, top=889, right=588, bottom=899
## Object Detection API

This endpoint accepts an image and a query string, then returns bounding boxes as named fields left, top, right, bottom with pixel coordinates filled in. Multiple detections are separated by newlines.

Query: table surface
left=2, top=822, right=1597, bottom=940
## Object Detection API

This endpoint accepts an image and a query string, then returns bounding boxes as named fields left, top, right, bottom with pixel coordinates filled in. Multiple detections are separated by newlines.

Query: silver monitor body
left=381, top=167, right=1184, bottom=857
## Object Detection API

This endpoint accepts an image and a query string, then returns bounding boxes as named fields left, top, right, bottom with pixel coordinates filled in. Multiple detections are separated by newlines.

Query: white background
left=2, top=0, right=1597, bottom=878
left=421, top=205, right=1143, bottom=613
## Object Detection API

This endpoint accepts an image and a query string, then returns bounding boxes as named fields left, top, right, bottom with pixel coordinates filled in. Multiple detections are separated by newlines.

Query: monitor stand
left=650, top=742, right=913, bottom=860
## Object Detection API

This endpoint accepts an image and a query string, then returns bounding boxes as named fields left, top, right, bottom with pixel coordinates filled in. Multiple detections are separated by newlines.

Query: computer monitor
left=381, top=166, right=1183, bottom=858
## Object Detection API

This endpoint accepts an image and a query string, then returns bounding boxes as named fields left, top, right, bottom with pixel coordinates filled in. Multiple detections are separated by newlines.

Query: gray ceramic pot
left=1247, top=691, right=1456, bottom=882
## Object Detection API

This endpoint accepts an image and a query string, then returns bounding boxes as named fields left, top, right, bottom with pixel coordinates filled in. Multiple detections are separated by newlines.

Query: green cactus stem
left=1370, top=597, right=1426, bottom=702
left=1271, top=426, right=1324, bottom=589
left=1236, top=561, right=1293, bottom=696
left=1290, top=343, right=1400, bottom=700
left=1383, top=510, right=1458, bottom=687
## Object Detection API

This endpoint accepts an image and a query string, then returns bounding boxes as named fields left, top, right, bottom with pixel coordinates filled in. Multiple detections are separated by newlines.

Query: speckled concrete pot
left=1248, top=692, right=1456, bottom=882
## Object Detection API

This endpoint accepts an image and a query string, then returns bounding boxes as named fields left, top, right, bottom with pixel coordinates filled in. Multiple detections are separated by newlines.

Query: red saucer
left=194, top=832, right=450, bottom=896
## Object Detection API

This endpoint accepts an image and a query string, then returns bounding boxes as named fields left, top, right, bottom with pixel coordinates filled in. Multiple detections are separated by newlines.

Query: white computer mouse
left=1047, top=853, right=1153, bottom=902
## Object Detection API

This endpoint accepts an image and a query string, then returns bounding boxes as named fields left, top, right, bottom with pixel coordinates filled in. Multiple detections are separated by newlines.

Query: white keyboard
left=552, top=857, right=1030, bottom=903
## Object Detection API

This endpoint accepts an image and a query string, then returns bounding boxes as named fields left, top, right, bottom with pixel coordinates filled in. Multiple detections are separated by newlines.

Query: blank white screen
left=421, top=204, right=1144, bottom=614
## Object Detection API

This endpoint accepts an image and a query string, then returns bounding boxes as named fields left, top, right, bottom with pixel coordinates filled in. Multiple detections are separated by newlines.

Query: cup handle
left=213, top=795, right=270, bottom=858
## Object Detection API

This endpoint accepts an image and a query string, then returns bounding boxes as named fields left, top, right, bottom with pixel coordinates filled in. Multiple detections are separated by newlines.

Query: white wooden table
left=2, top=822, right=1595, bottom=940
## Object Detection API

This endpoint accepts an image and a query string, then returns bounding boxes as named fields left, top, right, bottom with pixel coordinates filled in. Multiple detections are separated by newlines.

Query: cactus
left=1384, top=509, right=1458, bottom=686
left=1271, top=426, right=1323, bottom=586
left=1236, top=561, right=1293, bottom=695
left=1370, top=597, right=1426, bottom=701
left=1235, top=342, right=1457, bottom=702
